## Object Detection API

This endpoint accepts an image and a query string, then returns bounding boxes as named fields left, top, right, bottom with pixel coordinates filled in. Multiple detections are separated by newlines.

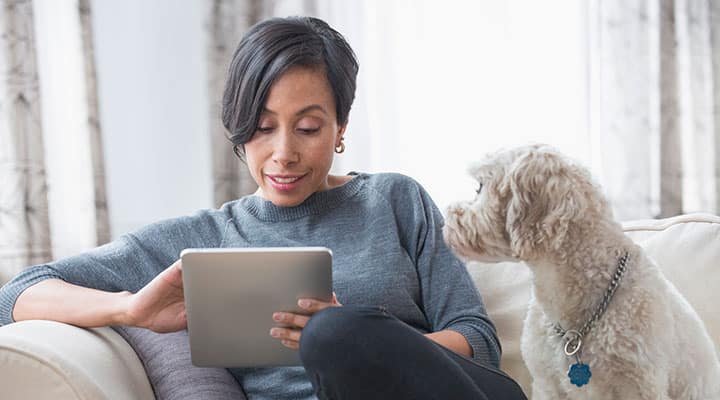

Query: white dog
left=443, top=144, right=720, bottom=400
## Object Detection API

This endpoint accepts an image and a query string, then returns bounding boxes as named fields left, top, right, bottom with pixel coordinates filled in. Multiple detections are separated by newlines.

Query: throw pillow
left=113, top=326, right=247, bottom=400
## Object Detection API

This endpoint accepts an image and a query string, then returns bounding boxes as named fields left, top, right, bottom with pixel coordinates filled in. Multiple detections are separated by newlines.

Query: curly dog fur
left=443, top=144, right=720, bottom=399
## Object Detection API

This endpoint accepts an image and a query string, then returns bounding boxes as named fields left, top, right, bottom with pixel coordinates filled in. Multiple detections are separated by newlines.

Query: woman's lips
left=266, top=174, right=306, bottom=191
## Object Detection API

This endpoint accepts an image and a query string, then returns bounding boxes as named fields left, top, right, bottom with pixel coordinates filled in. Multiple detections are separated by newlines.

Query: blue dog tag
left=568, top=363, right=591, bottom=387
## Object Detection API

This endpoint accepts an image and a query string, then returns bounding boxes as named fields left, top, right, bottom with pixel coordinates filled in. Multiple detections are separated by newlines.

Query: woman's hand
left=270, top=293, right=341, bottom=350
left=124, top=260, right=187, bottom=333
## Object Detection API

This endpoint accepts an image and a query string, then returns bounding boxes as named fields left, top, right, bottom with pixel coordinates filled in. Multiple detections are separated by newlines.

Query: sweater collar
left=240, top=172, right=366, bottom=222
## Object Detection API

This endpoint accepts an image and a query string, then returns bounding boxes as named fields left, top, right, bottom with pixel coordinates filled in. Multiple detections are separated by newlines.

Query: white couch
left=0, top=213, right=718, bottom=399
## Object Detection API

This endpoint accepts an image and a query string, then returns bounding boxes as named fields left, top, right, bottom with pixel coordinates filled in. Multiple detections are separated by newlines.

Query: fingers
left=171, top=259, right=182, bottom=274
left=270, top=327, right=301, bottom=349
left=271, top=295, right=340, bottom=329
left=282, top=340, right=299, bottom=350
left=297, top=295, right=341, bottom=313
left=272, top=311, right=310, bottom=328
left=159, top=260, right=183, bottom=289
left=270, top=294, right=342, bottom=350
left=269, top=311, right=309, bottom=350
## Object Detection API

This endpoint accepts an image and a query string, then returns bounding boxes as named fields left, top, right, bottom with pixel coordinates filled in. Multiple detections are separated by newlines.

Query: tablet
left=180, top=247, right=333, bottom=367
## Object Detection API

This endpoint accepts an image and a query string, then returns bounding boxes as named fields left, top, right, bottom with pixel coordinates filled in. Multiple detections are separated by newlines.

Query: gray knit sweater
left=0, top=172, right=500, bottom=400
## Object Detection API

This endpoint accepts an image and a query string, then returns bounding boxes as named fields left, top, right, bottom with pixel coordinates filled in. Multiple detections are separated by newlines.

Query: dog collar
left=552, top=251, right=630, bottom=387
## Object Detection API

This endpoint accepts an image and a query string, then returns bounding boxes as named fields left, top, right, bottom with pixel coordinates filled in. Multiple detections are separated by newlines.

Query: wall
left=91, top=0, right=213, bottom=239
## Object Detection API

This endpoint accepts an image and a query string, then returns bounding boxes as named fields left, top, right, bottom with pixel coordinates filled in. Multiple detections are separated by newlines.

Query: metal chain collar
left=553, top=252, right=630, bottom=353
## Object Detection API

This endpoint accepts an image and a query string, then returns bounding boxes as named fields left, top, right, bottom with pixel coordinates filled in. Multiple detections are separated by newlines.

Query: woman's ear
left=336, top=124, right=347, bottom=147
left=504, top=148, right=591, bottom=260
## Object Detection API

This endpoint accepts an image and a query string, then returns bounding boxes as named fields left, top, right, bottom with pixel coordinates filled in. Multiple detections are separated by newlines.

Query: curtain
left=0, top=0, right=52, bottom=285
left=310, top=0, right=720, bottom=220
left=0, top=0, right=109, bottom=285
left=78, top=0, right=110, bottom=246
left=313, top=0, right=593, bottom=213
left=589, top=0, right=720, bottom=220
left=206, top=0, right=262, bottom=207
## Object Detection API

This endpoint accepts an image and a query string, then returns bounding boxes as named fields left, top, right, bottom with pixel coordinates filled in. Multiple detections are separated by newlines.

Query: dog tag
left=568, top=362, right=591, bottom=387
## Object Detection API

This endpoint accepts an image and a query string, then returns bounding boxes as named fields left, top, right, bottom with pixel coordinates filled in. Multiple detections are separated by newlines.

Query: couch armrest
left=0, top=320, right=154, bottom=400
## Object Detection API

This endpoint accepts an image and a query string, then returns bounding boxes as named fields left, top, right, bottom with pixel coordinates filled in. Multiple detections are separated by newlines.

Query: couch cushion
left=468, top=213, right=720, bottom=396
left=622, top=213, right=720, bottom=344
left=467, top=260, right=532, bottom=394
left=113, top=327, right=247, bottom=400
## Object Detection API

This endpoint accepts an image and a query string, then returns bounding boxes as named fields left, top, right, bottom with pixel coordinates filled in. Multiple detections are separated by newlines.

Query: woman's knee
left=299, top=306, right=385, bottom=368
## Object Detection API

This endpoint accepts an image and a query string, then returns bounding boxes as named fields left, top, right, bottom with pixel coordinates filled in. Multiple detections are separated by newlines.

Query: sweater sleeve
left=0, top=210, right=228, bottom=326
left=399, top=177, right=502, bottom=367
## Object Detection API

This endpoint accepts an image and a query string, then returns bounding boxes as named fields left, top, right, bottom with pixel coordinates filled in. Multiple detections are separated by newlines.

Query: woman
left=0, top=17, right=526, bottom=399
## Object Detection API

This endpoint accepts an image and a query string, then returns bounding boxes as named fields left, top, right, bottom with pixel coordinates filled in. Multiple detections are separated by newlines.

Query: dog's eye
left=475, top=183, right=483, bottom=194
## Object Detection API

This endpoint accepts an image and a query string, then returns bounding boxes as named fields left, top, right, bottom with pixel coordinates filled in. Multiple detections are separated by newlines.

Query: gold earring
left=335, top=139, right=345, bottom=154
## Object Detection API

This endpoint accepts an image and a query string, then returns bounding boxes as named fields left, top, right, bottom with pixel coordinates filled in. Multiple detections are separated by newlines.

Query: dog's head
left=443, top=144, right=612, bottom=263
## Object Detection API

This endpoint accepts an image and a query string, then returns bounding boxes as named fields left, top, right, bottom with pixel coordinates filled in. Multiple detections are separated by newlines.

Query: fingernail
left=298, top=299, right=310, bottom=308
left=270, top=328, right=279, bottom=337
left=272, top=313, right=281, bottom=321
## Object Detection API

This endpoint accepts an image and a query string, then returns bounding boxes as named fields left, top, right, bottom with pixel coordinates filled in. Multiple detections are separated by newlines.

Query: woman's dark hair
left=222, top=16, right=359, bottom=150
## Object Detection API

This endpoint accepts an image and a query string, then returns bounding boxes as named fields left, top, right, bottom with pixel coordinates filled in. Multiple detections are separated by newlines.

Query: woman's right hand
left=125, top=260, right=186, bottom=333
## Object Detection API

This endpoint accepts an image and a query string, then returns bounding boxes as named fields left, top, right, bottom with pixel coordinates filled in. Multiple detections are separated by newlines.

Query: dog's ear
left=504, top=147, right=600, bottom=260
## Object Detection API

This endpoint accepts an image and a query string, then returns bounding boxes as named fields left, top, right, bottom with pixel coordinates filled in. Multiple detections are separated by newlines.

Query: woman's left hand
left=270, top=292, right=342, bottom=350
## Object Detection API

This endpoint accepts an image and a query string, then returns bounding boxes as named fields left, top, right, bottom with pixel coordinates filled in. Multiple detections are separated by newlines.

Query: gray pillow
left=113, top=326, right=247, bottom=400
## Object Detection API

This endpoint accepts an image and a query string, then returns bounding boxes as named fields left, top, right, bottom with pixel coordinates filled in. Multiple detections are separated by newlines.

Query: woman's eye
left=257, top=127, right=274, bottom=133
left=475, top=183, right=483, bottom=194
left=297, top=128, right=320, bottom=134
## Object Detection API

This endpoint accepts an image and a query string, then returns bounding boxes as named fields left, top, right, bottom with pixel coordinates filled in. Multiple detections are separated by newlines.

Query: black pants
left=299, top=306, right=528, bottom=400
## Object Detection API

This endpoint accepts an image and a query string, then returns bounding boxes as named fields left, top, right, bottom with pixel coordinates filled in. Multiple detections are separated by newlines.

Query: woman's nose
left=271, top=131, right=299, bottom=165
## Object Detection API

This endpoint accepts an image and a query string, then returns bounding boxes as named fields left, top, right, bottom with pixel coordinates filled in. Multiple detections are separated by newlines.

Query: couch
left=0, top=213, right=718, bottom=399
left=469, top=213, right=720, bottom=396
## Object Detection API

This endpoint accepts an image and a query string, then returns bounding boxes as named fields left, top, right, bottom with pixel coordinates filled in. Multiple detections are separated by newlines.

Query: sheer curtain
left=0, top=0, right=52, bottom=285
left=4, top=1, right=715, bottom=286
left=316, top=0, right=591, bottom=213
left=0, top=0, right=109, bottom=285
left=32, top=0, right=110, bottom=257
left=315, top=0, right=718, bottom=220
left=206, top=0, right=263, bottom=207
left=589, top=0, right=719, bottom=219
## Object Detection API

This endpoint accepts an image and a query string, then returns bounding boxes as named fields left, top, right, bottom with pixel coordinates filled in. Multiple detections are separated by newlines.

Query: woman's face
left=244, top=66, right=345, bottom=207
